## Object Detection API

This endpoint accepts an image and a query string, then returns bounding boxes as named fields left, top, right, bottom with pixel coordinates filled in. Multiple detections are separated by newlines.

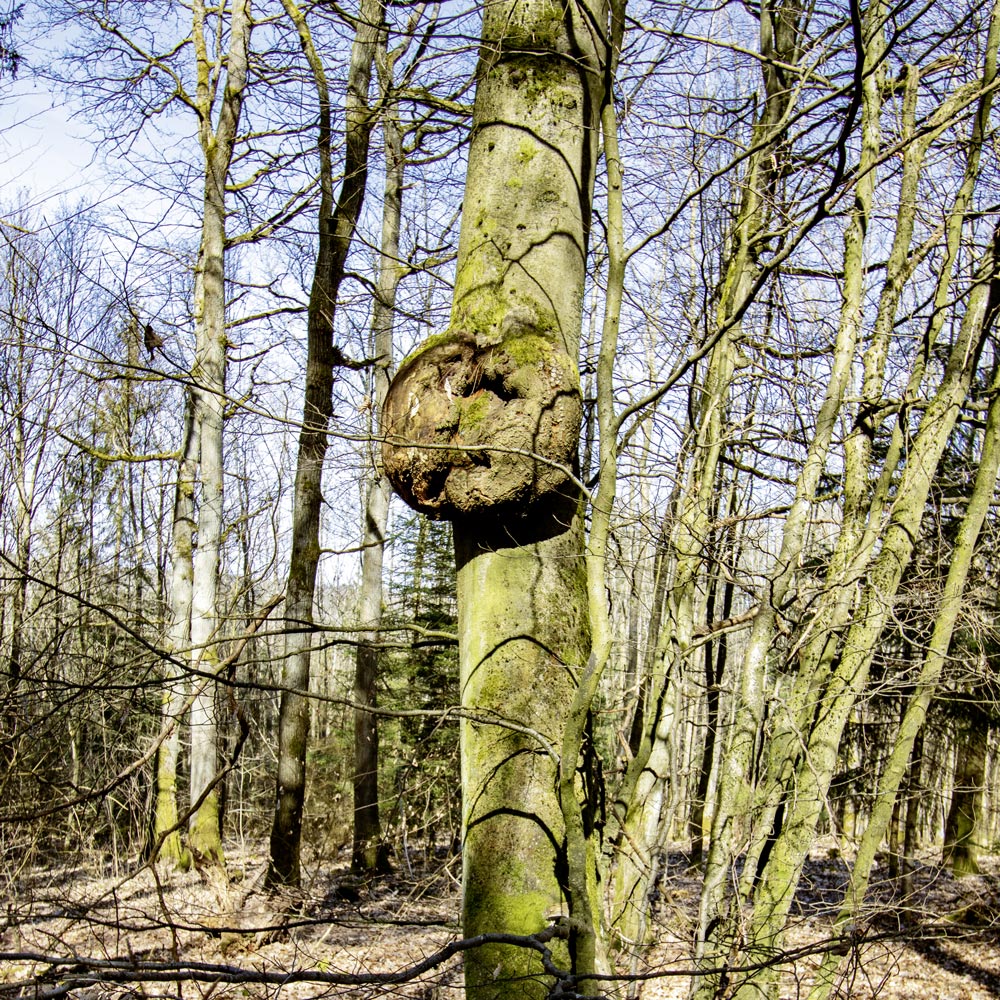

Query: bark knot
left=382, top=329, right=581, bottom=520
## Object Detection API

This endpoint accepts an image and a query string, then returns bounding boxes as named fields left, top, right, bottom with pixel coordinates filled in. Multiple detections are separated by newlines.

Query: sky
left=2, top=69, right=109, bottom=211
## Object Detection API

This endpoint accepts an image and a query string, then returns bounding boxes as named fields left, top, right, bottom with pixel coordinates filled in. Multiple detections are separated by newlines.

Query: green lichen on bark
left=382, top=1, right=609, bottom=996
left=188, top=788, right=224, bottom=864
left=153, top=707, right=192, bottom=870
left=456, top=518, right=589, bottom=1000
left=382, top=328, right=581, bottom=521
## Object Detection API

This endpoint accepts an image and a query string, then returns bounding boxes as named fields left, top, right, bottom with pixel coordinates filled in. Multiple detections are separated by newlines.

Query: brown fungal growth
left=382, top=329, right=581, bottom=520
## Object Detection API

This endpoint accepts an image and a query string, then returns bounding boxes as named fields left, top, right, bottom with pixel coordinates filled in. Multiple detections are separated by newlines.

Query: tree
left=351, top=30, right=405, bottom=876
left=942, top=697, right=990, bottom=875
left=266, top=0, right=383, bottom=889
left=383, top=1, right=611, bottom=995
left=178, top=0, right=254, bottom=866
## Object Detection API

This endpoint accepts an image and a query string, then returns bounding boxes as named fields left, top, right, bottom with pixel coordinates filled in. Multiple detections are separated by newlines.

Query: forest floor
left=3, top=839, right=1000, bottom=1000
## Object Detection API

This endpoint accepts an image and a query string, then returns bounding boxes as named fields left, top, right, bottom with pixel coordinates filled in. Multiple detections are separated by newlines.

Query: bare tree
left=266, top=0, right=383, bottom=889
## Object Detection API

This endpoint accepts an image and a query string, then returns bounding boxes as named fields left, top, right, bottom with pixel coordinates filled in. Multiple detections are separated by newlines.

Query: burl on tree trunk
left=382, top=328, right=581, bottom=523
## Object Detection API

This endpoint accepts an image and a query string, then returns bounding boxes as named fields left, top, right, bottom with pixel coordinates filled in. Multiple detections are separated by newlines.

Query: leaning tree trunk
left=731, top=218, right=999, bottom=1000
left=806, top=365, right=1000, bottom=1000
left=382, top=2, right=608, bottom=996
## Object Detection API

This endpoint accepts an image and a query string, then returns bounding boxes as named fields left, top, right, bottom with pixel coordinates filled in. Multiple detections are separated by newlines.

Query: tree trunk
left=689, top=558, right=733, bottom=866
left=154, top=399, right=198, bottom=868
left=3, top=404, right=31, bottom=747
left=944, top=707, right=989, bottom=876
left=352, top=49, right=404, bottom=875
left=185, top=0, right=253, bottom=866
left=454, top=526, right=592, bottom=997
left=382, top=2, right=609, bottom=994
left=901, top=725, right=925, bottom=895
left=707, top=8, right=1000, bottom=990
left=267, top=0, right=382, bottom=889
left=187, top=348, right=225, bottom=862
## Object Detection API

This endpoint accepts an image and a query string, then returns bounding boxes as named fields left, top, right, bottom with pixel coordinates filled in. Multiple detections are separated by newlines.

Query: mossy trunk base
left=456, top=521, right=589, bottom=1000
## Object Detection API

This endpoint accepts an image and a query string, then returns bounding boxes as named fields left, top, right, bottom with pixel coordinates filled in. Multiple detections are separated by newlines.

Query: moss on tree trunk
left=382, top=1, right=608, bottom=995
left=455, top=521, right=590, bottom=996
left=944, top=708, right=989, bottom=877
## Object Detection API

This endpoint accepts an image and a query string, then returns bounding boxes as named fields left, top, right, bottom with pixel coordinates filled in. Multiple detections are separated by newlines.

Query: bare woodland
left=4, top=1, right=1000, bottom=998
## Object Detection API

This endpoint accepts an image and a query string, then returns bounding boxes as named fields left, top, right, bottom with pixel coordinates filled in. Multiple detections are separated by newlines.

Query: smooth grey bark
left=267, top=0, right=382, bottom=889
left=186, top=0, right=253, bottom=865
left=155, top=398, right=198, bottom=868
left=352, top=46, right=404, bottom=875
left=572, top=18, right=625, bottom=981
